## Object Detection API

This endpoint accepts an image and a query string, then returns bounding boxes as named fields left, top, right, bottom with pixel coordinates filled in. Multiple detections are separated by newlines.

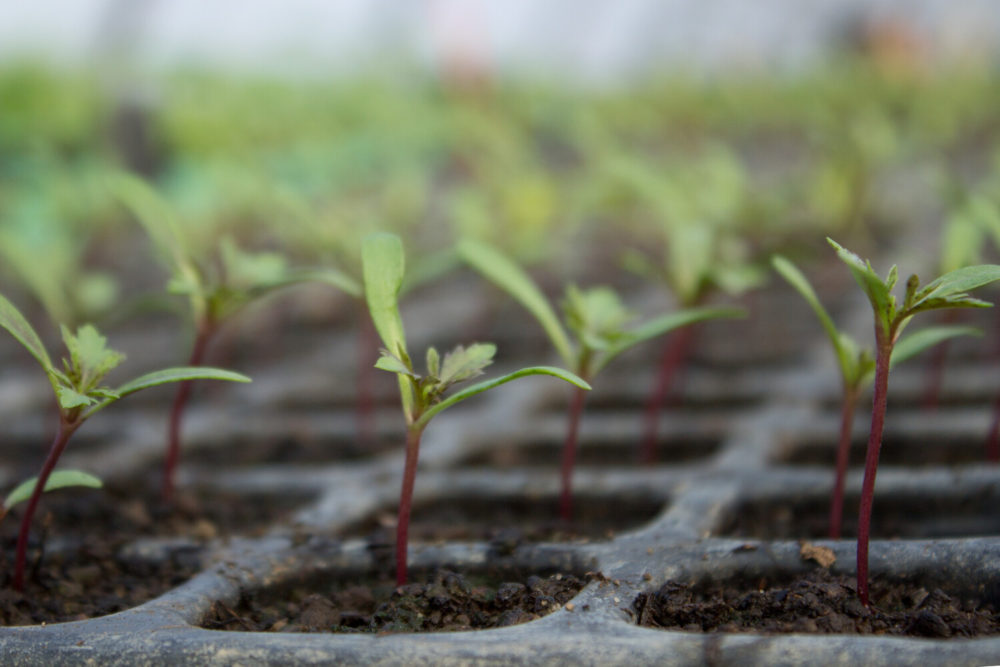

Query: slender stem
left=857, top=327, right=892, bottom=607
left=396, top=426, right=424, bottom=586
left=162, top=319, right=214, bottom=503
left=356, top=302, right=378, bottom=449
left=559, top=386, right=587, bottom=522
left=828, top=386, right=859, bottom=539
left=921, top=310, right=959, bottom=411
left=639, top=326, right=694, bottom=464
left=986, top=393, right=1000, bottom=463
left=13, top=418, right=79, bottom=591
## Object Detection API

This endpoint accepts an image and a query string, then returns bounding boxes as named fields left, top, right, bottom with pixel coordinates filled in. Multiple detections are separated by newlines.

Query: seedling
left=112, top=173, right=358, bottom=502
left=772, top=254, right=979, bottom=539
left=0, top=291, right=249, bottom=590
left=458, top=239, right=742, bottom=521
left=828, top=238, right=1000, bottom=606
left=362, top=233, right=589, bottom=585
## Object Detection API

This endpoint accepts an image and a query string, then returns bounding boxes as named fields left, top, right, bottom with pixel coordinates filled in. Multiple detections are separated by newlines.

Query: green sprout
left=772, top=254, right=979, bottom=539
left=362, top=233, right=590, bottom=585
left=0, top=291, right=250, bottom=591
left=827, top=238, right=1000, bottom=606
left=110, top=173, right=358, bottom=502
left=458, top=239, right=743, bottom=521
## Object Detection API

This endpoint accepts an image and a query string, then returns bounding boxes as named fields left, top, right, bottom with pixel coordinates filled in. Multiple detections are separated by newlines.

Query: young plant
left=458, top=239, right=743, bottom=521
left=828, top=238, right=1000, bottom=606
left=0, top=292, right=250, bottom=590
left=772, top=254, right=979, bottom=539
left=362, top=233, right=590, bottom=586
left=111, top=173, right=358, bottom=502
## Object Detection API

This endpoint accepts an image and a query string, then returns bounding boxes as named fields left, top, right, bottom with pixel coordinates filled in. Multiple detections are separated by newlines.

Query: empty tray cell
left=776, top=433, right=988, bottom=467
left=715, top=487, right=1000, bottom=540
left=349, top=493, right=665, bottom=545
left=462, top=433, right=722, bottom=467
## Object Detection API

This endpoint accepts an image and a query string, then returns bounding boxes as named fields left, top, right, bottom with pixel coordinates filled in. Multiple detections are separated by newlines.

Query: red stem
left=13, top=418, right=79, bottom=591
left=986, top=394, right=1000, bottom=463
left=559, top=387, right=587, bottom=522
left=857, top=328, right=892, bottom=607
left=828, top=387, right=858, bottom=539
left=920, top=310, right=960, bottom=411
left=357, top=303, right=378, bottom=449
left=639, top=326, right=694, bottom=465
left=162, top=320, right=214, bottom=504
left=396, top=426, right=424, bottom=586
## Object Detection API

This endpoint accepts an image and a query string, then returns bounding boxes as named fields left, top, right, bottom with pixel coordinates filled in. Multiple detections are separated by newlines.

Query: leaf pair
left=827, top=238, right=1000, bottom=340
left=773, top=254, right=982, bottom=390
left=362, top=233, right=590, bottom=431
left=458, top=239, right=744, bottom=380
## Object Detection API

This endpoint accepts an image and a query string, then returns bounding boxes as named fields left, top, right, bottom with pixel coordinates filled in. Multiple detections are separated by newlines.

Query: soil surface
left=634, top=569, right=1000, bottom=637
left=348, top=495, right=663, bottom=550
left=203, top=569, right=587, bottom=633
left=0, top=478, right=308, bottom=626
left=717, top=490, right=1000, bottom=540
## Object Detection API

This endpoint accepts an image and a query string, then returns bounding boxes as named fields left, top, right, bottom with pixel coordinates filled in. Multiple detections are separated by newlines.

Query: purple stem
left=639, top=326, right=694, bottom=464
left=828, top=387, right=858, bottom=539
left=559, top=386, right=587, bottom=522
left=396, top=426, right=424, bottom=586
left=13, top=417, right=79, bottom=591
left=857, top=327, right=892, bottom=607
left=162, top=320, right=214, bottom=504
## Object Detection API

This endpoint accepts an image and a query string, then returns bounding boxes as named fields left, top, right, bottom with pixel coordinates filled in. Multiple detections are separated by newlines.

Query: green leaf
left=772, top=255, right=853, bottom=379
left=61, top=324, right=126, bottom=385
left=112, top=366, right=251, bottom=398
left=425, top=346, right=440, bottom=378
left=361, top=233, right=408, bottom=358
left=285, top=268, right=362, bottom=298
left=375, top=351, right=416, bottom=377
left=0, top=291, right=53, bottom=373
left=562, top=285, right=632, bottom=352
left=596, top=306, right=745, bottom=374
left=913, top=265, right=1000, bottom=309
left=4, top=470, right=102, bottom=511
left=827, top=238, right=894, bottom=331
left=458, top=239, right=574, bottom=366
left=438, top=343, right=496, bottom=386
left=414, top=366, right=591, bottom=430
left=890, top=325, right=982, bottom=368
left=56, top=386, right=96, bottom=410
left=108, top=172, right=191, bottom=275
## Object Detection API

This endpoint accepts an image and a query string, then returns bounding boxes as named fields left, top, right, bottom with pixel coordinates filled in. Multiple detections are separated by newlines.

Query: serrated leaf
left=61, top=324, right=126, bottom=385
left=376, top=352, right=416, bottom=377
left=458, top=239, right=574, bottom=366
left=596, top=306, right=745, bottom=375
left=913, top=265, right=1000, bottom=309
left=362, top=233, right=407, bottom=359
left=828, top=238, right=894, bottom=331
left=414, top=366, right=591, bottom=430
left=438, top=343, right=496, bottom=386
left=56, top=386, right=95, bottom=409
left=890, top=325, right=981, bottom=368
left=0, top=291, right=53, bottom=373
left=4, top=470, right=102, bottom=511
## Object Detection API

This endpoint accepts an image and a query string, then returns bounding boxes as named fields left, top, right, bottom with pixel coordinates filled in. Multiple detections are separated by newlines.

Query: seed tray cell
left=1, top=276, right=999, bottom=665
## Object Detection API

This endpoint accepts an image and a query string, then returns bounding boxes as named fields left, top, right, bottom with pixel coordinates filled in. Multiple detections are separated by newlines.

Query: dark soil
left=778, top=434, right=986, bottom=467
left=716, top=489, right=1000, bottom=540
left=203, top=569, right=587, bottom=633
left=348, top=494, right=664, bottom=549
left=0, top=478, right=312, bottom=626
left=462, top=436, right=721, bottom=467
left=634, top=569, right=1000, bottom=637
